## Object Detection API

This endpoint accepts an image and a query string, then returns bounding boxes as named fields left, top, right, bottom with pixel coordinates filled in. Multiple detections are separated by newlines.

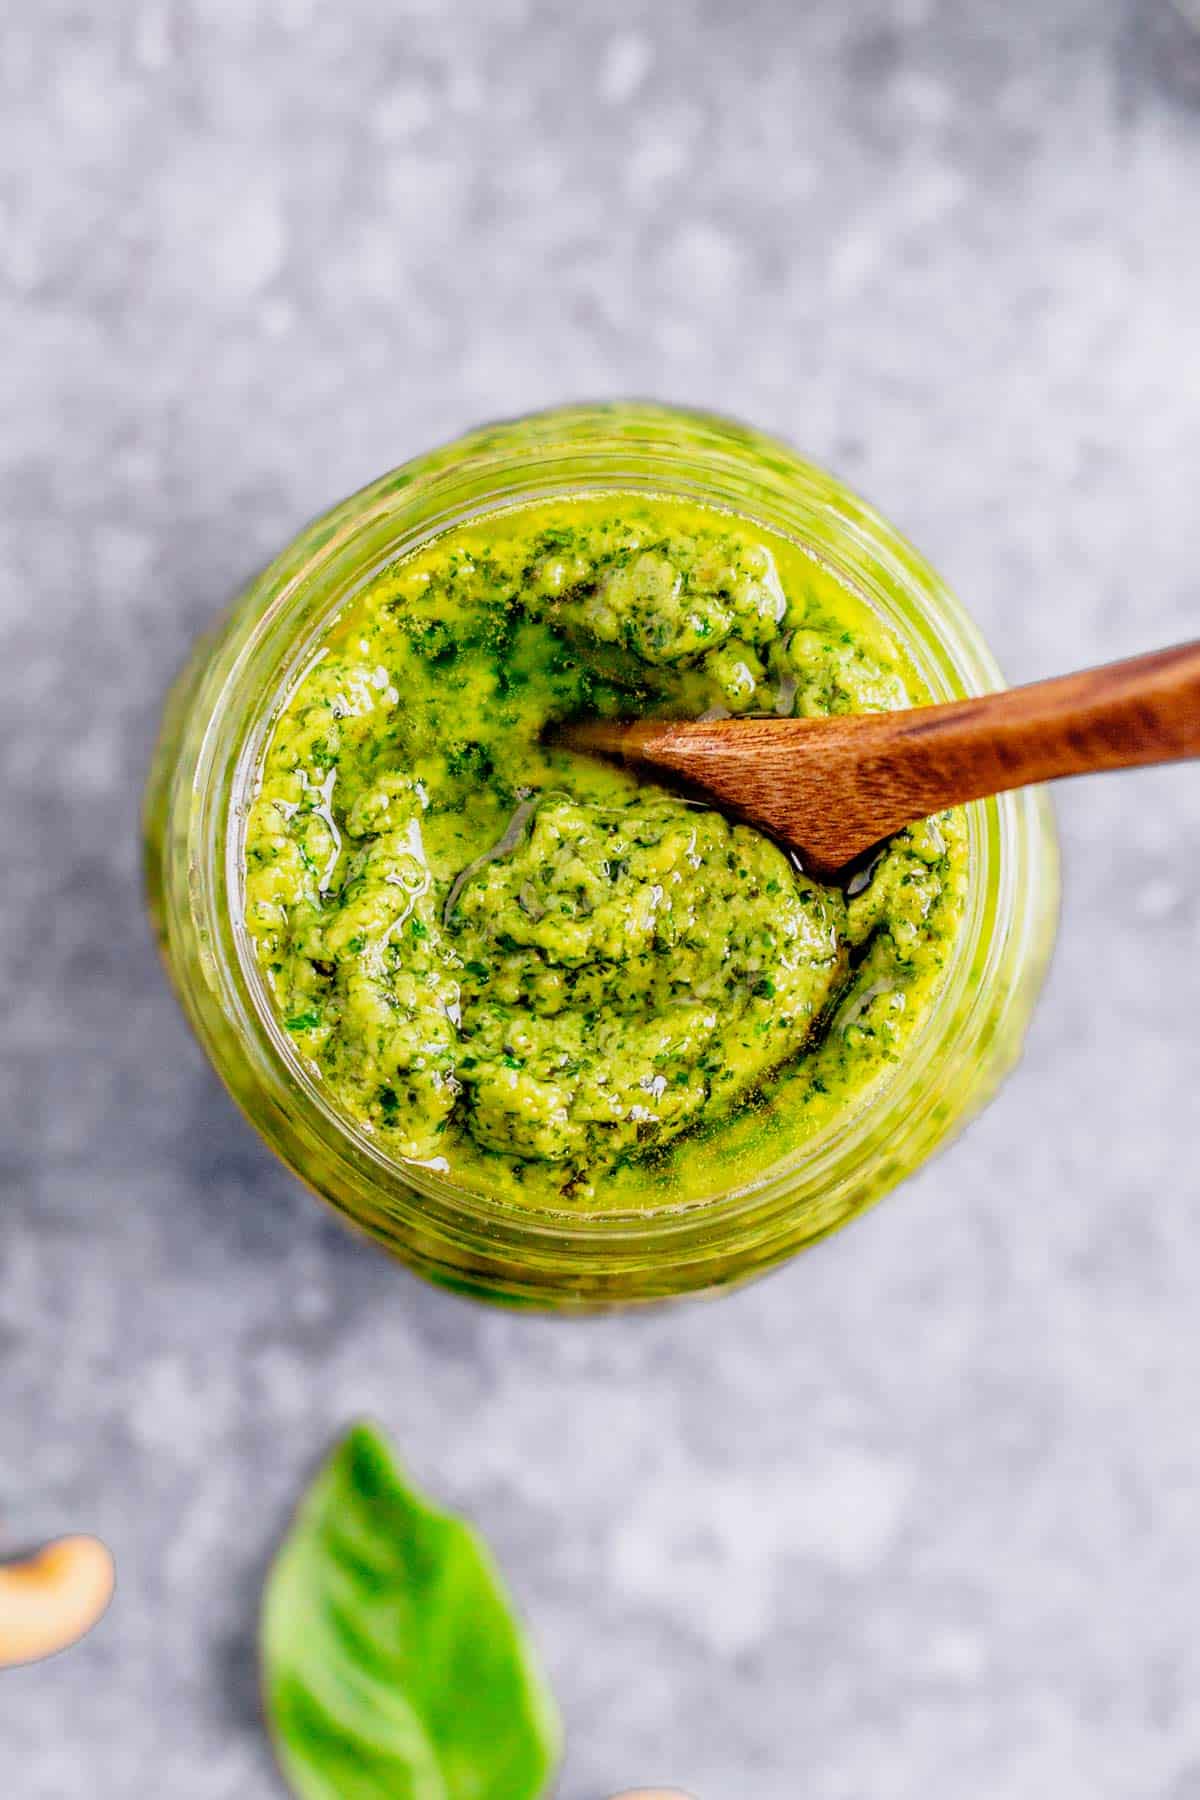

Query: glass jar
left=145, top=404, right=1058, bottom=1308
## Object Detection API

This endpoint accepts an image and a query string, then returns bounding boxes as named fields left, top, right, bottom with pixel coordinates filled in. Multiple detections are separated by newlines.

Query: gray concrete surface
left=3, top=2, right=1200, bottom=1795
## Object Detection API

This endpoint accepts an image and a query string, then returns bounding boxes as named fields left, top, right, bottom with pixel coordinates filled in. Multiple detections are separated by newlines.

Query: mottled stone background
left=3, top=2, right=1200, bottom=1795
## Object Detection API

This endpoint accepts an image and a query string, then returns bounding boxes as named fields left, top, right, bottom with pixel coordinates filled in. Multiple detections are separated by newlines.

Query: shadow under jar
left=144, top=404, right=1058, bottom=1309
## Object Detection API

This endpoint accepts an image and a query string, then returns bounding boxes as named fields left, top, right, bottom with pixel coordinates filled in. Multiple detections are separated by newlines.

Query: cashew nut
left=0, top=1535, right=114, bottom=1669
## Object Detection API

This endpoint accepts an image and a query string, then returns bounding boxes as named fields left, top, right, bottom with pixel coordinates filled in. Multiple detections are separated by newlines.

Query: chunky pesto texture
left=244, top=498, right=968, bottom=1209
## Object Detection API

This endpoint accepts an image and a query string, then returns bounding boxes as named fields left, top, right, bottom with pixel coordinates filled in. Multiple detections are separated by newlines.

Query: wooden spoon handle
left=779, top=635, right=1200, bottom=824
left=567, top=640, right=1200, bottom=877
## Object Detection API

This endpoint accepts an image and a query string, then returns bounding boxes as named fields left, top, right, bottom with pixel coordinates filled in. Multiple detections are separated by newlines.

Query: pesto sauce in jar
left=243, top=497, right=968, bottom=1210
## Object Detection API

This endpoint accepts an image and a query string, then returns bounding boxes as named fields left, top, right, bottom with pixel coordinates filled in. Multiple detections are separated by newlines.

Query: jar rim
left=176, top=402, right=1056, bottom=1285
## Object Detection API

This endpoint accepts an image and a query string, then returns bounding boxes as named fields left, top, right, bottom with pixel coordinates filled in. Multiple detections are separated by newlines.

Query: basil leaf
left=261, top=1423, right=562, bottom=1800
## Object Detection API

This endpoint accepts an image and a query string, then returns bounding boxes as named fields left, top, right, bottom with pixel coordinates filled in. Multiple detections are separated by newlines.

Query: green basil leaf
left=261, top=1422, right=562, bottom=1800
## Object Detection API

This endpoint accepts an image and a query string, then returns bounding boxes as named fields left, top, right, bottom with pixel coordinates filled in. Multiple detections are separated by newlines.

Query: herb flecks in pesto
left=244, top=498, right=968, bottom=1208
left=450, top=797, right=845, bottom=1168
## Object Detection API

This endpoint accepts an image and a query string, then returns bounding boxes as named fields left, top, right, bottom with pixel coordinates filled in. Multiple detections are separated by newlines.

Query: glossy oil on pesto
left=243, top=496, right=968, bottom=1211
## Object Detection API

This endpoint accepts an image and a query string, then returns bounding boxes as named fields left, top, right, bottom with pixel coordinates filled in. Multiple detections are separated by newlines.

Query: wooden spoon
left=554, top=641, right=1200, bottom=881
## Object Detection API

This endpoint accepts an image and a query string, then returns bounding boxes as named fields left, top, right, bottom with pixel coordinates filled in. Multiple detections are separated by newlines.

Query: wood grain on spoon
left=555, top=641, right=1200, bottom=880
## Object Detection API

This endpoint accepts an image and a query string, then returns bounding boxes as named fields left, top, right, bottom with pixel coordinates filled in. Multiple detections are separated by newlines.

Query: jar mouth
left=210, top=403, right=1037, bottom=1244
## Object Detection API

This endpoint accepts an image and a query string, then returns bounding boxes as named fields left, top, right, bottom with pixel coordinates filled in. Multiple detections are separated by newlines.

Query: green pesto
left=244, top=497, right=968, bottom=1210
